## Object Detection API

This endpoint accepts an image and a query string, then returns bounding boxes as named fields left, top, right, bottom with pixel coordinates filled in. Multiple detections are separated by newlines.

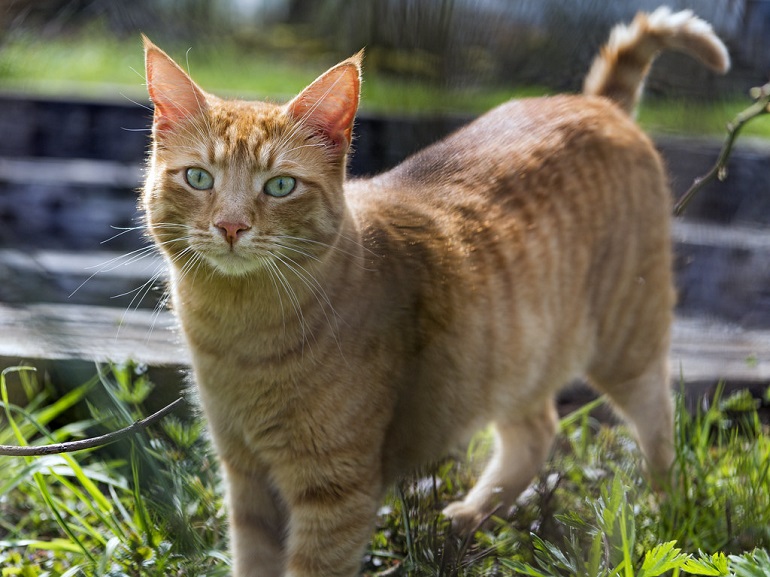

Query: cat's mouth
left=191, top=234, right=319, bottom=277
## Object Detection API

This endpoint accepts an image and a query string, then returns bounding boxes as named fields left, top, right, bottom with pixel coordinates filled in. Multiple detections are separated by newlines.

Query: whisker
left=146, top=289, right=173, bottom=344
left=100, top=225, right=146, bottom=244
left=68, top=243, right=163, bottom=300
left=116, top=264, right=168, bottom=340
left=268, top=254, right=312, bottom=358
left=272, top=253, right=346, bottom=362
left=84, top=245, right=158, bottom=273
left=263, top=258, right=288, bottom=339
left=275, top=234, right=375, bottom=270
left=121, top=90, right=153, bottom=112
left=272, top=242, right=321, bottom=263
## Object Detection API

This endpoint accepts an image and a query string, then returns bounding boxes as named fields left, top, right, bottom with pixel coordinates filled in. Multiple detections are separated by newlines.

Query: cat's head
left=142, top=37, right=361, bottom=277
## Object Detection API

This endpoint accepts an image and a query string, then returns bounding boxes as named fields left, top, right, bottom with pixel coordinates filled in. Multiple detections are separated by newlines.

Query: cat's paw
left=442, top=500, right=487, bottom=535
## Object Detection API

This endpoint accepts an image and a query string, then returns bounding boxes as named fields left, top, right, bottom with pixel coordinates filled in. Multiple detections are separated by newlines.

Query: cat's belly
left=378, top=299, right=594, bottom=481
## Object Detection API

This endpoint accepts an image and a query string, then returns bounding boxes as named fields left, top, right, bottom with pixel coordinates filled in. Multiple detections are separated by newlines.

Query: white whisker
left=268, top=254, right=311, bottom=358
left=271, top=252, right=346, bottom=363
left=263, top=258, right=288, bottom=339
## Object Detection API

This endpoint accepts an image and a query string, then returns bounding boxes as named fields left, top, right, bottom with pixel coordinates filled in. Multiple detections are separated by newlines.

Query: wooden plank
left=0, top=248, right=166, bottom=309
left=672, top=222, right=770, bottom=328
left=0, top=157, right=142, bottom=187
left=0, top=302, right=768, bottom=387
left=5, top=217, right=770, bottom=324
left=671, top=317, right=770, bottom=383
left=0, top=302, right=187, bottom=368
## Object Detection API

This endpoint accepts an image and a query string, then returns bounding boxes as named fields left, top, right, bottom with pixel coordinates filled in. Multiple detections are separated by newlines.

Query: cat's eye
left=185, top=167, right=214, bottom=190
left=264, top=176, right=296, bottom=198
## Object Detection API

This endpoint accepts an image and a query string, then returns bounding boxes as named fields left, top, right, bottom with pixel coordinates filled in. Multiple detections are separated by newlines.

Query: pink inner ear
left=145, top=42, right=207, bottom=134
left=286, top=59, right=361, bottom=153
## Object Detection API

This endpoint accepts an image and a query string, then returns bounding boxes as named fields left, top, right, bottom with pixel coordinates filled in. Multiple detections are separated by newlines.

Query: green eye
left=264, top=175, right=296, bottom=198
left=185, top=167, right=214, bottom=190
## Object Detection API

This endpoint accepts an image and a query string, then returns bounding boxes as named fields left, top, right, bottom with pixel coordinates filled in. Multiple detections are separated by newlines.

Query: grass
left=0, top=365, right=228, bottom=576
left=0, top=28, right=521, bottom=115
left=1, top=28, right=769, bottom=138
left=1, top=364, right=769, bottom=576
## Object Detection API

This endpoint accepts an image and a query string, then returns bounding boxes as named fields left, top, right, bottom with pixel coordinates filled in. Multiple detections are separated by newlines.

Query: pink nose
left=215, top=221, right=251, bottom=245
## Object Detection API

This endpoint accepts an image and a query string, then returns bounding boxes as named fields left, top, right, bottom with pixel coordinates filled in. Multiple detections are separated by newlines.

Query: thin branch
left=674, top=81, right=770, bottom=216
left=0, top=397, right=185, bottom=457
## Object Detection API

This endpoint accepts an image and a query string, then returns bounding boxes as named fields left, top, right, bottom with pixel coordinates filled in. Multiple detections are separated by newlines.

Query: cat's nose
left=215, top=220, right=251, bottom=245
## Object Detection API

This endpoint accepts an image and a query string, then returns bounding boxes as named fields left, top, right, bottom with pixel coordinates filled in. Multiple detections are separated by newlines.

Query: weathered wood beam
left=0, top=302, right=767, bottom=386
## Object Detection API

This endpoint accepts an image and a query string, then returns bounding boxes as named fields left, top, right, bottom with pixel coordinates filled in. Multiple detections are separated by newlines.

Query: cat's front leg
left=281, top=471, right=382, bottom=577
left=222, top=461, right=287, bottom=577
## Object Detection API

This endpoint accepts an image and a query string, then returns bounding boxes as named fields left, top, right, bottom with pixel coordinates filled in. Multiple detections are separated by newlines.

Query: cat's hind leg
left=443, top=399, right=558, bottom=534
left=589, top=352, right=674, bottom=486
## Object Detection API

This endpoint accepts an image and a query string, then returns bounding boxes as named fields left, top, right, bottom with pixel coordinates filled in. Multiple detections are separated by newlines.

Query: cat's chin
left=203, top=253, right=265, bottom=277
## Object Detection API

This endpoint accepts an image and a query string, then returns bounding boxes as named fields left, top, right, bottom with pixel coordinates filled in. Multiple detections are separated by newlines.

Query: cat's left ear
left=285, top=51, right=363, bottom=157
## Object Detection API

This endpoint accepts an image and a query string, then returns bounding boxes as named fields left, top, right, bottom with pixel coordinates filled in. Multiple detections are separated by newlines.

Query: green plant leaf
left=681, top=550, right=729, bottom=575
left=0, top=538, right=83, bottom=554
left=637, top=541, right=688, bottom=577
left=498, top=558, right=557, bottom=577
left=729, top=549, right=770, bottom=577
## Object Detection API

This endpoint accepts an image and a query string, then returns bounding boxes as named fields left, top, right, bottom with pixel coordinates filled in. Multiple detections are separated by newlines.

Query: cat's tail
left=583, top=7, right=730, bottom=116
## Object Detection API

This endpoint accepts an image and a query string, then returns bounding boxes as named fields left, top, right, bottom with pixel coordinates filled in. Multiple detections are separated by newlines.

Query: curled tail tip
left=644, top=6, right=731, bottom=73
left=584, top=7, right=730, bottom=115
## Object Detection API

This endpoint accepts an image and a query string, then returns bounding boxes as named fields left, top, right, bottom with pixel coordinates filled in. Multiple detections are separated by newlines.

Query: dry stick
left=673, top=81, right=770, bottom=217
left=0, top=397, right=185, bottom=457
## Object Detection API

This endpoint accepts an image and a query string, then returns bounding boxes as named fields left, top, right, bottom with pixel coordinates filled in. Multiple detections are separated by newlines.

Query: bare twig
left=0, top=397, right=185, bottom=457
left=673, top=81, right=770, bottom=216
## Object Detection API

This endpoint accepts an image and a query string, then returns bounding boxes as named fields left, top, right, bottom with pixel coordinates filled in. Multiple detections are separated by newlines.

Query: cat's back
left=380, top=94, right=658, bottom=198
left=346, top=93, right=667, bottom=239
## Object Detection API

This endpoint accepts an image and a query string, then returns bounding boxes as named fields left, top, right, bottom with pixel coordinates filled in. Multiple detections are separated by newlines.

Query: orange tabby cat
left=142, top=8, right=728, bottom=576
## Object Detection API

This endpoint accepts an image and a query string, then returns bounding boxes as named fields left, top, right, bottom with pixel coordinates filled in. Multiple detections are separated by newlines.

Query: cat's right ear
left=143, top=35, right=208, bottom=136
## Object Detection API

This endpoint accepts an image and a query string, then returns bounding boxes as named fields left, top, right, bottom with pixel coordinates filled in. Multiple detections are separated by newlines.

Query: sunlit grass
left=0, top=365, right=228, bottom=576
left=1, top=364, right=769, bottom=575
left=0, top=29, right=531, bottom=116
left=638, top=98, right=770, bottom=140
left=1, top=29, right=768, bottom=138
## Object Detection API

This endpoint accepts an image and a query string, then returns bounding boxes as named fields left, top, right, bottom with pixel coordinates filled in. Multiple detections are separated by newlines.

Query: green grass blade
left=558, top=395, right=607, bottom=432
left=498, top=557, right=555, bottom=577
left=31, top=378, right=98, bottom=430
left=60, top=564, right=89, bottom=577
left=130, top=442, right=157, bottom=548
left=57, top=452, right=114, bottom=514
left=1, top=369, right=31, bottom=446
left=52, top=470, right=125, bottom=541
left=31, top=469, right=96, bottom=562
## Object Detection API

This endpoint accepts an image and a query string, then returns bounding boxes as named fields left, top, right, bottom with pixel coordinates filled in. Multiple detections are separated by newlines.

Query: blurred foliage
left=1, top=0, right=757, bottom=98
left=0, top=0, right=223, bottom=41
